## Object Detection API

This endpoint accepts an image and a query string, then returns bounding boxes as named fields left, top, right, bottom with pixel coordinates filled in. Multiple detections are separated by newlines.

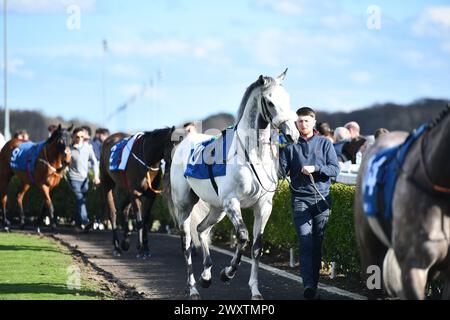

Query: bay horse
left=100, top=127, right=175, bottom=257
left=168, top=70, right=299, bottom=299
left=354, top=105, right=450, bottom=299
left=0, top=124, right=72, bottom=232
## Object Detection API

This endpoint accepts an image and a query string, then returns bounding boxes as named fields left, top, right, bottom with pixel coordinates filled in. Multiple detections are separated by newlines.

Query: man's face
left=296, top=115, right=316, bottom=136
left=72, top=131, right=85, bottom=144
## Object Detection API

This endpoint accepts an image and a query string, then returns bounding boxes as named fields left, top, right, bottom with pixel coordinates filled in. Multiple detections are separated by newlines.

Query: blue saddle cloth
left=184, top=128, right=235, bottom=180
left=10, top=142, right=45, bottom=174
left=363, top=124, right=428, bottom=220
left=109, top=138, right=129, bottom=171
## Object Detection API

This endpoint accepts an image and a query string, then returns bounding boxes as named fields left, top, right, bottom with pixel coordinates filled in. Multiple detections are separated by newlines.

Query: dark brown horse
left=0, top=125, right=72, bottom=232
left=100, top=127, right=175, bottom=257
left=354, top=105, right=450, bottom=299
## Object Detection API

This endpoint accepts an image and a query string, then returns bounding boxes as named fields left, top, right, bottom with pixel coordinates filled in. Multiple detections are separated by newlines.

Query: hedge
left=5, top=176, right=359, bottom=274
left=211, top=181, right=360, bottom=274
left=5, top=176, right=172, bottom=229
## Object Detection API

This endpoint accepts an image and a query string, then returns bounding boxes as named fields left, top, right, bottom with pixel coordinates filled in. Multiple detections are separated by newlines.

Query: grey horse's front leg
left=248, top=200, right=272, bottom=300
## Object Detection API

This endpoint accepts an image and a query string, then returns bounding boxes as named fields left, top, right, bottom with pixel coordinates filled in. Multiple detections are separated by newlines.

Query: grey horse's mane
left=235, top=76, right=277, bottom=124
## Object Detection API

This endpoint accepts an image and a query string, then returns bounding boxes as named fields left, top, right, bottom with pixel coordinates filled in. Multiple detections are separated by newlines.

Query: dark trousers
left=292, top=194, right=331, bottom=289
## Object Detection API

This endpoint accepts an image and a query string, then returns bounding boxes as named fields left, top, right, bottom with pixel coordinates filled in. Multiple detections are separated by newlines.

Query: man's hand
left=93, top=177, right=101, bottom=185
left=301, top=166, right=315, bottom=176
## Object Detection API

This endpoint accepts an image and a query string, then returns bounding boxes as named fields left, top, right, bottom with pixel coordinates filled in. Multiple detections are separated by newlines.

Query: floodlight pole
left=3, top=0, right=10, bottom=140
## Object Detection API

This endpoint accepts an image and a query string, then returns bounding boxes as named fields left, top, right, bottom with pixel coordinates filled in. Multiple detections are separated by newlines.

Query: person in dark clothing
left=341, top=138, right=366, bottom=164
left=333, top=127, right=351, bottom=163
left=279, top=107, right=340, bottom=299
left=342, top=121, right=366, bottom=164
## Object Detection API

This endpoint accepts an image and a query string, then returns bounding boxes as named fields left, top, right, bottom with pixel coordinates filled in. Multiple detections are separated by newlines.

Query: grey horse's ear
left=276, top=68, right=288, bottom=82
left=258, top=75, right=265, bottom=85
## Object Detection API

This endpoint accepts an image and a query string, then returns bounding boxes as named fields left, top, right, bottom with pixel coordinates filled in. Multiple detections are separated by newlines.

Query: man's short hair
left=81, top=126, right=92, bottom=137
left=95, top=128, right=110, bottom=135
left=72, top=127, right=84, bottom=136
left=183, top=122, right=195, bottom=129
left=296, top=107, right=316, bottom=118
left=14, top=129, right=28, bottom=138
left=374, top=128, right=389, bottom=139
left=334, top=127, right=351, bottom=142
left=344, top=121, right=360, bottom=134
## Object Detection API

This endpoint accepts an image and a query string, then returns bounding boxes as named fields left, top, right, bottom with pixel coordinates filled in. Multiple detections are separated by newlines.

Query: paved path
left=52, top=229, right=366, bottom=300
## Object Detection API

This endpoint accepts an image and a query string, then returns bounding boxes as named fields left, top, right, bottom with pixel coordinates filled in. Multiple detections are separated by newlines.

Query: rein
left=38, top=143, right=67, bottom=178
left=277, top=154, right=331, bottom=209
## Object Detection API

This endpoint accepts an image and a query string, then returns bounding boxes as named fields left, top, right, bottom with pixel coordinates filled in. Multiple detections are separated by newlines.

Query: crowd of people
left=315, top=120, right=389, bottom=165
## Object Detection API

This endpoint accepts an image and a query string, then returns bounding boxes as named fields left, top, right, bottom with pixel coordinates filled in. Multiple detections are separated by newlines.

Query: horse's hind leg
left=0, top=191, right=9, bottom=230
left=120, top=197, right=132, bottom=252
left=0, top=172, right=12, bottom=230
left=16, top=183, right=30, bottom=229
left=173, top=188, right=200, bottom=299
left=247, top=200, right=273, bottom=300
left=197, top=206, right=225, bottom=288
left=220, top=197, right=249, bottom=283
left=138, top=194, right=157, bottom=259
left=104, top=184, right=121, bottom=256
left=131, top=196, right=148, bottom=259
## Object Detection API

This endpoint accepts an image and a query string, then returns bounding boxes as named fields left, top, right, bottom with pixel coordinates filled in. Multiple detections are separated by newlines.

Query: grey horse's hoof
left=113, top=248, right=122, bottom=257
left=220, top=269, right=234, bottom=283
left=252, top=294, right=264, bottom=300
left=198, top=277, right=212, bottom=288
left=190, top=293, right=201, bottom=300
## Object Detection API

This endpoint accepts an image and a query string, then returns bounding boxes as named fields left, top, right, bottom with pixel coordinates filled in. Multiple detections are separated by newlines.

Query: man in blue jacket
left=279, top=107, right=340, bottom=299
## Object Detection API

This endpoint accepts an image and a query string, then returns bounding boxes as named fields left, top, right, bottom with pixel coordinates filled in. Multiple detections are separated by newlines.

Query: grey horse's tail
left=162, top=159, right=210, bottom=249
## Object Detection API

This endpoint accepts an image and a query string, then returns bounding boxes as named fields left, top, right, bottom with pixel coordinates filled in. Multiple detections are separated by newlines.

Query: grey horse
left=354, top=105, right=450, bottom=299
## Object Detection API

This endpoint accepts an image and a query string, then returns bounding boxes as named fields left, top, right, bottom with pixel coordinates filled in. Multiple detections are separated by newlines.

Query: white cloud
left=194, top=38, right=230, bottom=65
left=349, top=71, right=372, bottom=85
left=7, top=0, right=96, bottom=13
left=244, top=28, right=356, bottom=68
left=1, top=58, right=35, bottom=79
left=255, top=0, right=305, bottom=16
left=413, top=6, right=450, bottom=37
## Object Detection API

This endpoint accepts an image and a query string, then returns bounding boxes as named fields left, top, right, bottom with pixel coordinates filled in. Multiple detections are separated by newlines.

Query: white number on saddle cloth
left=365, top=155, right=387, bottom=196
left=109, top=145, right=118, bottom=165
left=11, top=148, right=23, bottom=163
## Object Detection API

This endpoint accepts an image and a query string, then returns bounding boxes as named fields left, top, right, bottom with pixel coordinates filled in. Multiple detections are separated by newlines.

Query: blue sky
left=4, top=0, right=450, bottom=132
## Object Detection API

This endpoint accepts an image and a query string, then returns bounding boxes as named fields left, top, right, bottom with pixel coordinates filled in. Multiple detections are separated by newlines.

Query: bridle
left=131, top=135, right=164, bottom=194
left=38, top=138, right=69, bottom=178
